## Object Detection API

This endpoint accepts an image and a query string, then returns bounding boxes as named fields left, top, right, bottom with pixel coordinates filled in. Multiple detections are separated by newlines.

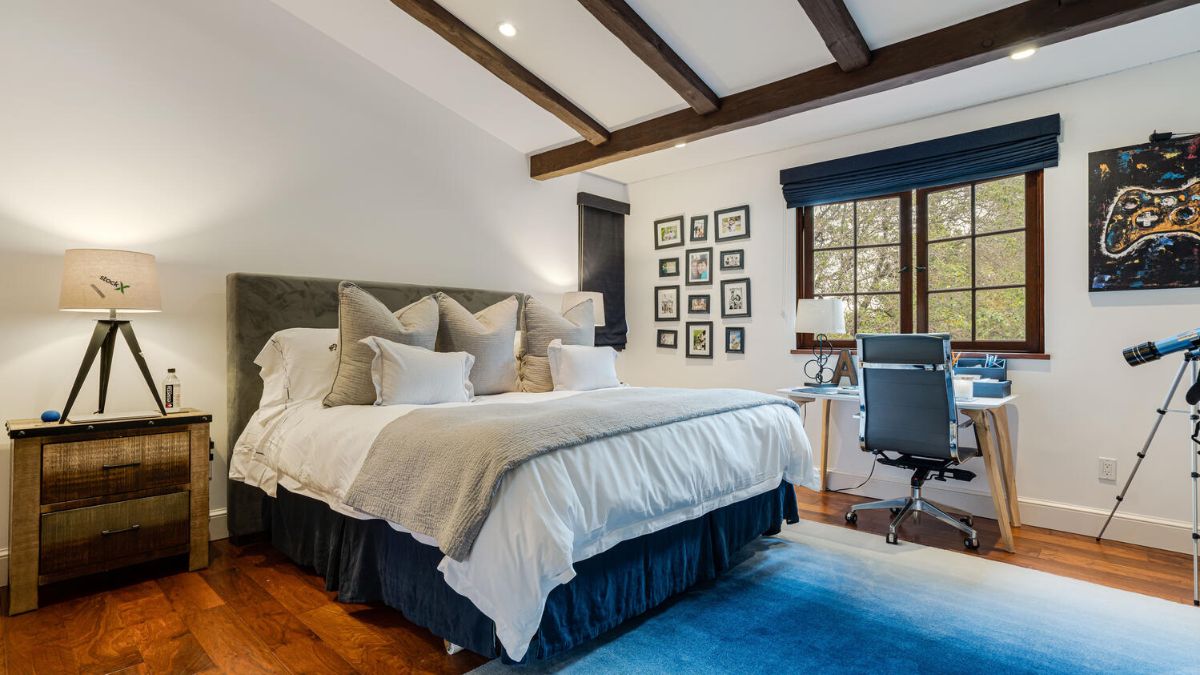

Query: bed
left=225, top=273, right=818, bottom=662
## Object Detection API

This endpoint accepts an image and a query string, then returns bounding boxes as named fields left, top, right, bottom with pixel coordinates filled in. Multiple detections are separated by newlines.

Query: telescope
left=1122, top=328, right=1200, bottom=366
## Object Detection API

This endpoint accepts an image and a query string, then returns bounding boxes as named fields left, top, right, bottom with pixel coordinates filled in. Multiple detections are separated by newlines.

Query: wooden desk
left=779, top=387, right=1020, bottom=553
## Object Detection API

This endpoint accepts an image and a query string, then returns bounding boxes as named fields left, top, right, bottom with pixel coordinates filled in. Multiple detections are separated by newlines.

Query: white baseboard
left=0, top=508, right=231, bottom=587
left=825, top=469, right=1196, bottom=554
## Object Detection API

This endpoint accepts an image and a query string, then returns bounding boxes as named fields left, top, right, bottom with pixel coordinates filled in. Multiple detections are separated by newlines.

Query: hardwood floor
left=1, top=490, right=1193, bottom=674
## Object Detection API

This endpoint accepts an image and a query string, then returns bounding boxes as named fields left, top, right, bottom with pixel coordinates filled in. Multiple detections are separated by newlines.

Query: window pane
left=814, top=249, right=854, bottom=294
left=928, top=239, right=971, bottom=290
left=857, top=294, right=900, bottom=334
left=856, top=197, right=900, bottom=245
left=821, top=294, right=855, bottom=340
left=976, top=232, right=1025, bottom=287
left=975, top=175, right=1025, bottom=233
left=927, top=186, right=971, bottom=240
left=928, top=291, right=971, bottom=340
left=813, top=202, right=853, bottom=248
left=977, top=288, right=1025, bottom=341
left=857, top=245, right=900, bottom=292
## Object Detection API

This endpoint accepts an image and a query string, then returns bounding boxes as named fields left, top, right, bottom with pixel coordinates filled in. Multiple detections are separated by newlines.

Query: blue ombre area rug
left=473, top=520, right=1200, bottom=674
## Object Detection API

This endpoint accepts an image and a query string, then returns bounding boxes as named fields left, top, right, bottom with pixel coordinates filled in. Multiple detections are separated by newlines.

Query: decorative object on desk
left=654, top=215, right=685, bottom=249
left=794, top=297, right=847, bottom=386
left=719, top=249, right=744, bottom=271
left=1088, top=134, right=1200, bottom=291
left=714, top=204, right=750, bottom=242
left=725, top=326, right=745, bottom=354
left=658, top=257, right=679, bottom=277
left=830, top=349, right=857, bottom=386
left=39, top=410, right=60, bottom=423
left=720, top=277, right=751, bottom=318
left=689, top=215, right=708, bottom=242
left=685, top=321, right=713, bottom=359
left=686, top=247, right=712, bottom=285
left=58, top=249, right=166, bottom=423
left=561, top=291, right=606, bottom=327
left=654, top=285, right=679, bottom=321
left=687, top=294, right=709, bottom=314
left=656, top=329, right=677, bottom=348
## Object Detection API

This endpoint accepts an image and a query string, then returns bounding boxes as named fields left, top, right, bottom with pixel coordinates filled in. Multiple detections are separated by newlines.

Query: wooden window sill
left=789, top=349, right=1051, bottom=361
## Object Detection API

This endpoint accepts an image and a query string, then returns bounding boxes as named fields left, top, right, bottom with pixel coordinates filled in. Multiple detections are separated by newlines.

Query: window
left=797, top=171, right=1044, bottom=354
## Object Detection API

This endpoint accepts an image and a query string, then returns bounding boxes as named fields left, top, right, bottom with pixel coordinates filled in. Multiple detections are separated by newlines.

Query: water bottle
left=164, top=368, right=182, bottom=410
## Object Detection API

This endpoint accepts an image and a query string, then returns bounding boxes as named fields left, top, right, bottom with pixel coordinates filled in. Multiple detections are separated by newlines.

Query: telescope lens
left=1123, top=341, right=1160, bottom=366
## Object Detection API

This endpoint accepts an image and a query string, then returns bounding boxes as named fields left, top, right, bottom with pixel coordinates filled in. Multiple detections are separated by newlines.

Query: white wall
left=622, top=51, right=1200, bottom=552
left=0, top=0, right=626, bottom=560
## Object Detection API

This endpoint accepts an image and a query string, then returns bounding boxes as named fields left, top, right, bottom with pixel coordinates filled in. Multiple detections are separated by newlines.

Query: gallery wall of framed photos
left=654, top=204, right=752, bottom=359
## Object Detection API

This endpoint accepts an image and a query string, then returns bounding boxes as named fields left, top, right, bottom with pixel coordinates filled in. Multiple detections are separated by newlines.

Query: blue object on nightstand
left=40, top=409, right=61, bottom=423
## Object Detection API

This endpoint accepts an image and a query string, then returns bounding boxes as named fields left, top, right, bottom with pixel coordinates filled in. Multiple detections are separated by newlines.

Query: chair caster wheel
left=845, top=511, right=858, bottom=524
left=960, top=516, right=974, bottom=527
left=885, top=532, right=899, bottom=545
left=964, top=537, right=980, bottom=550
left=889, top=507, right=902, bottom=515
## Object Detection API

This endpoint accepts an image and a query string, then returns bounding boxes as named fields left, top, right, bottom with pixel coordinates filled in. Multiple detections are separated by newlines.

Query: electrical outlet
left=1099, top=457, right=1117, bottom=481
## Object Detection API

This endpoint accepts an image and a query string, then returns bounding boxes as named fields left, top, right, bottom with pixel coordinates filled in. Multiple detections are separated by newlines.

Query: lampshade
left=795, top=298, right=846, bottom=334
left=59, top=249, right=161, bottom=312
left=562, top=291, right=605, bottom=326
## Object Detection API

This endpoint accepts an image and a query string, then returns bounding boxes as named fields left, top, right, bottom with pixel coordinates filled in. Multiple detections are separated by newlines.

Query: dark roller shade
left=578, top=192, right=629, bottom=349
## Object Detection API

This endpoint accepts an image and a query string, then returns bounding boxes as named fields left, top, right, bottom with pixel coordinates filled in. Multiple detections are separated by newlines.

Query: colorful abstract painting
left=1088, top=135, right=1200, bottom=291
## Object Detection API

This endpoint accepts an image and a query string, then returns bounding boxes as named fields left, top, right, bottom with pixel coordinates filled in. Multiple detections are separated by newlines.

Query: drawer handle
left=102, top=461, right=142, bottom=470
left=101, top=524, right=141, bottom=536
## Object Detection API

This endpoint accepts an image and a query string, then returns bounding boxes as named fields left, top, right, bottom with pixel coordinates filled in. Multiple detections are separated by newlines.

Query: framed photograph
left=656, top=329, right=678, bottom=349
left=725, top=326, right=745, bottom=354
left=714, top=205, right=751, bottom=242
left=688, top=294, right=710, bottom=314
left=654, top=285, right=680, bottom=321
left=689, top=215, right=709, bottom=242
left=686, top=247, right=713, bottom=286
left=685, top=321, right=713, bottom=359
left=658, top=257, right=680, bottom=277
left=719, top=249, right=744, bottom=271
left=720, top=277, right=752, bottom=318
left=654, top=215, right=685, bottom=249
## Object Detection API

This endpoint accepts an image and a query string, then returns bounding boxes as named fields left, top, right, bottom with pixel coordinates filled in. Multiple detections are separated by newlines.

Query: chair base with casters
left=845, top=450, right=981, bottom=550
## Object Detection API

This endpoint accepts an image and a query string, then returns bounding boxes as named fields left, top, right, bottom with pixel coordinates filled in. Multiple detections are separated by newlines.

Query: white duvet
left=230, top=388, right=817, bottom=660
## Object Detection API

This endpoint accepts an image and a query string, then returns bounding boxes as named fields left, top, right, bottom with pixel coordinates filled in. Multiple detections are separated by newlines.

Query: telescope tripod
left=1096, top=349, right=1200, bottom=606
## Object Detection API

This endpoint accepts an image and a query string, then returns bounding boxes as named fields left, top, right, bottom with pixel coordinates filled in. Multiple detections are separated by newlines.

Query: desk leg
left=967, top=410, right=1015, bottom=553
left=819, top=399, right=832, bottom=492
left=989, top=407, right=1021, bottom=527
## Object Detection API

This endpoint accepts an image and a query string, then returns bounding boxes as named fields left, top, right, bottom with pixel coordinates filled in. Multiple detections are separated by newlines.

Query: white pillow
left=255, top=328, right=340, bottom=410
left=361, top=337, right=475, bottom=405
left=547, top=339, right=620, bottom=392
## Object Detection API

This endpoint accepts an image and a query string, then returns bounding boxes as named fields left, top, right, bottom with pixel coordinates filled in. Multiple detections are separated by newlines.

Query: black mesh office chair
left=844, top=333, right=980, bottom=549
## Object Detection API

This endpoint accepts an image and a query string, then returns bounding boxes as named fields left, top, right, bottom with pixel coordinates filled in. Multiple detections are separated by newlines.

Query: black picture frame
left=725, top=326, right=745, bottom=354
left=720, top=277, right=752, bottom=318
left=719, top=248, right=744, bottom=271
left=685, top=321, right=714, bottom=359
left=685, top=247, right=713, bottom=286
left=654, top=285, right=680, bottom=321
left=658, top=257, right=680, bottom=277
left=714, top=205, right=751, bottom=242
left=687, top=294, right=710, bottom=314
left=656, top=329, right=678, bottom=348
left=654, top=215, right=685, bottom=250
left=689, top=215, right=709, bottom=242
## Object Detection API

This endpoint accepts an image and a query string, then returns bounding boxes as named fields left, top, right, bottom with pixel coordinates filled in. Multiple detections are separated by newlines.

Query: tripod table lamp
left=58, top=249, right=166, bottom=422
left=795, top=297, right=847, bottom=387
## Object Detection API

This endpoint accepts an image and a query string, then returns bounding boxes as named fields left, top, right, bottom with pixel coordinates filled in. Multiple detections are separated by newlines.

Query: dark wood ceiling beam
left=389, top=0, right=609, bottom=145
left=797, top=0, right=871, bottom=71
left=531, top=0, right=1197, bottom=179
left=576, top=0, right=719, bottom=114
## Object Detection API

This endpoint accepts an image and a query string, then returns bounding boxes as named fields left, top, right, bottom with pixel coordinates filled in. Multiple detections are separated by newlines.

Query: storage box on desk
left=954, top=357, right=1011, bottom=398
left=972, top=379, right=1012, bottom=398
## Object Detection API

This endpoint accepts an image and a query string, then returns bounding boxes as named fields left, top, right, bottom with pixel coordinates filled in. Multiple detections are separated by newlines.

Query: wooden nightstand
left=5, top=409, right=212, bottom=614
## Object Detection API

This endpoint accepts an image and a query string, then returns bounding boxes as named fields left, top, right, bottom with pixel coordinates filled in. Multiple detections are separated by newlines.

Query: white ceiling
left=271, top=0, right=1200, bottom=184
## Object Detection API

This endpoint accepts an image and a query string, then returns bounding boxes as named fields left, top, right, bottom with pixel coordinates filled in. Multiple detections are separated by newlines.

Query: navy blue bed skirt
left=267, top=482, right=799, bottom=662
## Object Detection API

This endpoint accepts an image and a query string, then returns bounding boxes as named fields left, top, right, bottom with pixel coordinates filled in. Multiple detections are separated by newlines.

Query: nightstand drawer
left=39, top=492, right=189, bottom=577
left=41, top=431, right=190, bottom=504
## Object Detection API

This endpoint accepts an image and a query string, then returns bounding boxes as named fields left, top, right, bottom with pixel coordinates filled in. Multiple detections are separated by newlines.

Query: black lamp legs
left=60, top=319, right=166, bottom=423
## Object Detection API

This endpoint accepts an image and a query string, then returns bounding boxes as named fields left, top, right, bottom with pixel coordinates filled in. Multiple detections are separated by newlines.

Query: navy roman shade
left=780, top=114, right=1060, bottom=208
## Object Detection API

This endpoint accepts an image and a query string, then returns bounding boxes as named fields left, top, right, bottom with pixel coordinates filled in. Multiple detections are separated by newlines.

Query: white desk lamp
left=562, top=291, right=606, bottom=326
left=795, top=297, right=846, bottom=387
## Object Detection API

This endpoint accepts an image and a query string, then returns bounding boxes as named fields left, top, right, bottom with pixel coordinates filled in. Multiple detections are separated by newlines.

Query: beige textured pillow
left=435, top=293, right=519, bottom=395
left=519, top=297, right=595, bottom=393
left=323, top=282, right=439, bottom=407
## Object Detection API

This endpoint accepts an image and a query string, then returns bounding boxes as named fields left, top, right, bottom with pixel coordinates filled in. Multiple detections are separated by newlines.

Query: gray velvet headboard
left=225, top=272, right=526, bottom=538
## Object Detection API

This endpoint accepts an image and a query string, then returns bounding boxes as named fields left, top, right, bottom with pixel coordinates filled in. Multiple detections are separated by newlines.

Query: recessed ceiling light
left=674, top=142, right=687, bottom=149
left=1010, top=46, right=1037, bottom=60
left=498, top=22, right=517, bottom=38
